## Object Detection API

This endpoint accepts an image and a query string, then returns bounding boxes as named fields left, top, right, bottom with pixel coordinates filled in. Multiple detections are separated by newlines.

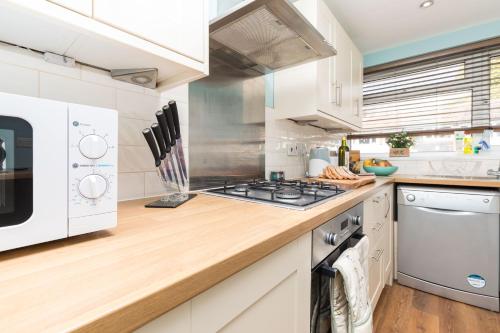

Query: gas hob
left=204, top=180, right=348, bottom=210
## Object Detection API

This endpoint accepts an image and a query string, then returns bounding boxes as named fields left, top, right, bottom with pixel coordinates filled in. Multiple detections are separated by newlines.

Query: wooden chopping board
left=307, top=175, right=376, bottom=189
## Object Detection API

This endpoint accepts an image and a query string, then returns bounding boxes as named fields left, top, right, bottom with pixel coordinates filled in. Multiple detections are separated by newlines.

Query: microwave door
left=0, top=118, right=32, bottom=224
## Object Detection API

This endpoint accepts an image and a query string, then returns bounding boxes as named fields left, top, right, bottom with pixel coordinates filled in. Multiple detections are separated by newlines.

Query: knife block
left=144, top=169, right=196, bottom=208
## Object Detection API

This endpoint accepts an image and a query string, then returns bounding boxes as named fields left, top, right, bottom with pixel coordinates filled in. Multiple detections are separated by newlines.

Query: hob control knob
left=79, top=134, right=108, bottom=159
left=79, top=174, right=107, bottom=199
left=406, top=194, right=416, bottom=202
left=325, top=232, right=338, bottom=246
left=350, top=215, right=362, bottom=225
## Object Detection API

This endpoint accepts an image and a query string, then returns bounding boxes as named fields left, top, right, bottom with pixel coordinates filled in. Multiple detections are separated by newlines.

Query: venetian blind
left=360, top=43, right=500, bottom=135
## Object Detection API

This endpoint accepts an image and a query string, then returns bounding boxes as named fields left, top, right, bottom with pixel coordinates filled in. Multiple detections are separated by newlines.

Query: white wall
left=0, top=43, right=188, bottom=201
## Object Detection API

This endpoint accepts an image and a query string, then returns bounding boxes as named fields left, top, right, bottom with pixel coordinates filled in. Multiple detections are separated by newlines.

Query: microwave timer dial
left=78, top=174, right=108, bottom=199
left=79, top=134, right=108, bottom=159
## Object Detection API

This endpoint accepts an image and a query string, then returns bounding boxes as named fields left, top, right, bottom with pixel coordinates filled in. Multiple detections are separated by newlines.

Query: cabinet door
left=316, top=0, right=334, bottom=114
left=48, top=0, right=92, bottom=16
left=351, top=46, right=363, bottom=127
left=93, top=0, right=206, bottom=62
left=135, top=302, right=191, bottom=333
left=331, top=23, right=352, bottom=117
left=191, top=233, right=311, bottom=333
left=368, top=239, right=384, bottom=308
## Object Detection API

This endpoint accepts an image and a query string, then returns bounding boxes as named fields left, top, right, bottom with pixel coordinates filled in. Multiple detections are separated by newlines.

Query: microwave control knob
left=79, top=134, right=108, bottom=159
left=79, top=174, right=107, bottom=199
left=325, top=232, right=338, bottom=246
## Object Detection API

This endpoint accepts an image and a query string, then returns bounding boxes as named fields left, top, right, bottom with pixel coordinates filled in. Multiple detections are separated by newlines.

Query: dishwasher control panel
left=397, top=185, right=500, bottom=214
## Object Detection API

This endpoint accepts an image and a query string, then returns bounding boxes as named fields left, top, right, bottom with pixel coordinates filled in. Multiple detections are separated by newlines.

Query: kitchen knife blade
left=163, top=105, right=186, bottom=187
left=155, top=110, right=182, bottom=191
left=168, top=100, right=188, bottom=183
left=151, top=123, right=173, bottom=182
left=142, top=128, right=168, bottom=182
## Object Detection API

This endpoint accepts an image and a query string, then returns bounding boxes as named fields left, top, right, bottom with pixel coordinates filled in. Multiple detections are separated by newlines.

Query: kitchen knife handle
left=162, top=105, right=177, bottom=145
left=168, top=100, right=181, bottom=140
left=151, top=123, right=167, bottom=159
left=155, top=110, right=172, bottom=152
left=142, top=128, right=161, bottom=167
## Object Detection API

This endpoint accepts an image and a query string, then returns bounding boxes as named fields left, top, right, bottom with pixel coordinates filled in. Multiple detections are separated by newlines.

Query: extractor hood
left=210, top=0, right=337, bottom=75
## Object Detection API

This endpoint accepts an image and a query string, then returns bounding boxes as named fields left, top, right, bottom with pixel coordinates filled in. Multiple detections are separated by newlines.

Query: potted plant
left=386, top=132, right=414, bottom=157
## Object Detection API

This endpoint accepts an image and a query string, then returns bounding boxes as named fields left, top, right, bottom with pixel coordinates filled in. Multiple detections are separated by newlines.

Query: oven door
left=0, top=92, right=68, bottom=251
left=310, top=233, right=365, bottom=333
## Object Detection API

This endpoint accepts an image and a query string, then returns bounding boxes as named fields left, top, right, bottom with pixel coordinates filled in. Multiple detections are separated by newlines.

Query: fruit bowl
left=363, top=165, right=398, bottom=176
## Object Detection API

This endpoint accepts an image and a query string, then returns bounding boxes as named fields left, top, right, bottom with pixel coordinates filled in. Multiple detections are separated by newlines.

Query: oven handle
left=316, top=233, right=366, bottom=277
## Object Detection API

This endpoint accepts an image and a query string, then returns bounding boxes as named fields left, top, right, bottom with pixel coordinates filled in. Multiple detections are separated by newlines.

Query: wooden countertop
left=394, top=174, right=500, bottom=188
left=0, top=179, right=393, bottom=333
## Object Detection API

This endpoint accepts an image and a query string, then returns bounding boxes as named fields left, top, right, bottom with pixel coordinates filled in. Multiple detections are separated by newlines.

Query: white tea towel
left=330, top=236, right=372, bottom=333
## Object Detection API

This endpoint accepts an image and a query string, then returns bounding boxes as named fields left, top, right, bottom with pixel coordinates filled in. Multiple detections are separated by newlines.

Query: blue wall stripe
left=364, top=19, right=500, bottom=67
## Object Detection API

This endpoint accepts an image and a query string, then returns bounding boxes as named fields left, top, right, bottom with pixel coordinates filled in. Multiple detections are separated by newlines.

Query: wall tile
left=118, top=173, right=145, bottom=201
left=0, top=62, right=39, bottom=97
left=119, top=117, right=150, bottom=146
left=145, top=171, right=166, bottom=197
left=40, top=72, right=116, bottom=109
left=116, top=89, right=160, bottom=120
left=160, top=84, right=189, bottom=104
left=118, top=146, right=156, bottom=173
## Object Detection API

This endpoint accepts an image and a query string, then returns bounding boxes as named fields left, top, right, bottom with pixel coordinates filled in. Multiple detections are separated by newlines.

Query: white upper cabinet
left=93, top=0, right=205, bottom=62
left=0, top=0, right=208, bottom=90
left=48, top=0, right=92, bottom=16
left=274, top=0, right=363, bottom=131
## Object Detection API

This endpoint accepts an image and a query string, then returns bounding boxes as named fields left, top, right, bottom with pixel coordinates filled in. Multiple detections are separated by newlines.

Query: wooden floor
left=373, top=283, right=500, bottom=333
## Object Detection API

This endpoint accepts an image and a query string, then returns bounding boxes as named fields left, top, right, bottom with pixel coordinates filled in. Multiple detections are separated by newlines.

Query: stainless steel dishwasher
left=397, top=185, right=500, bottom=311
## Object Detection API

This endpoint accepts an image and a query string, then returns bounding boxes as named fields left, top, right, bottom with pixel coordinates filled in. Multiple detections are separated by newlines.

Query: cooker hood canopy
left=210, top=0, right=336, bottom=75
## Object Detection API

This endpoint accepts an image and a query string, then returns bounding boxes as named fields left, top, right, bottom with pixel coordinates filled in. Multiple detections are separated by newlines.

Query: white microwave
left=0, top=92, right=117, bottom=252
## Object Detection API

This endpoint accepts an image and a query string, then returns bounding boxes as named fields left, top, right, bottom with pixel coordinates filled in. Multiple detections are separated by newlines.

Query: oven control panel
left=311, top=203, right=363, bottom=269
left=67, top=103, right=117, bottom=235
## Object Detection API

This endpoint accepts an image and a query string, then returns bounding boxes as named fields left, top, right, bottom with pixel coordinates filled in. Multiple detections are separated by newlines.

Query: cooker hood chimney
left=209, top=0, right=336, bottom=75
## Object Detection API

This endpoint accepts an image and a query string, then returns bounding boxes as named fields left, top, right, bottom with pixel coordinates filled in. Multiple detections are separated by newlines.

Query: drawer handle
left=384, top=193, right=390, bottom=218
left=371, top=249, right=384, bottom=262
left=371, top=223, right=383, bottom=232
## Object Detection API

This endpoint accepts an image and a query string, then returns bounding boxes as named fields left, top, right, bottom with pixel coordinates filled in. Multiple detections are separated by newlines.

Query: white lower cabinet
left=364, top=185, right=394, bottom=309
left=136, top=233, right=311, bottom=333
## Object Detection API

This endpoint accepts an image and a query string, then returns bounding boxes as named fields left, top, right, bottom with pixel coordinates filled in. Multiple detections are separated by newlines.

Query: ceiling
left=324, top=0, right=500, bottom=54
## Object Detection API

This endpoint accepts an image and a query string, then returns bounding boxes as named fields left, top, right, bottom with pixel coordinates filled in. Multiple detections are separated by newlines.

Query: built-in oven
left=310, top=203, right=364, bottom=333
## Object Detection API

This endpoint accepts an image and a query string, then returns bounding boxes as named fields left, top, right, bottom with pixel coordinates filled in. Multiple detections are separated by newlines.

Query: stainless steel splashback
left=188, top=59, right=265, bottom=190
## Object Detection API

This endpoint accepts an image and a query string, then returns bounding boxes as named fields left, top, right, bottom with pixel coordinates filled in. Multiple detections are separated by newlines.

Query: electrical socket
left=287, top=143, right=299, bottom=156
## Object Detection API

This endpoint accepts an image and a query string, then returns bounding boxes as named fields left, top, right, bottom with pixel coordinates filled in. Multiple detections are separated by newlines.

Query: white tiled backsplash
left=0, top=44, right=188, bottom=201
left=265, top=107, right=342, bottom=179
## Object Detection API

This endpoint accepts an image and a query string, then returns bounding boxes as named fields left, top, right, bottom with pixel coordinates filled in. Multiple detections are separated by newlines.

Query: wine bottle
left=338, top=137, right=350, bottom=167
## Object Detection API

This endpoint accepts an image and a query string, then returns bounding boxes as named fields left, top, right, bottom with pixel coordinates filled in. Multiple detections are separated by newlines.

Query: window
left=353, top=44, right=500, bottom=152
left=491, top=56, right=500, bottom=126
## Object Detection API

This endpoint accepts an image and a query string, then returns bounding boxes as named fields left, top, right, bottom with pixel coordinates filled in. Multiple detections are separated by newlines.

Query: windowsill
left=360, top=148, right=500, bottom=161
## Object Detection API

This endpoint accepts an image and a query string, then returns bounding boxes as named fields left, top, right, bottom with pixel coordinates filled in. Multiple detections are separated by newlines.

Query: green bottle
left=338, top=137, right=350, bottom=167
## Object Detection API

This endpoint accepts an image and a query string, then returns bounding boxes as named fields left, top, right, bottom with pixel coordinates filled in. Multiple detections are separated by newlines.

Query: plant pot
left=389, top=147, right=410, bottom=157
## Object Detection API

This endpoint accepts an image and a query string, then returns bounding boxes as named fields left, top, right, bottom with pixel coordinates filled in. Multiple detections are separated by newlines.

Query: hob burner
left=275, top=188, right=302, bottom=200
left=234, top=184, right=249, bottom=192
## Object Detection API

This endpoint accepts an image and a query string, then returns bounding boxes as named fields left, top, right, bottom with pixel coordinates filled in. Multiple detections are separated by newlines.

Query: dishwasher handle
left=413, top=206, right=479, bottom=216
